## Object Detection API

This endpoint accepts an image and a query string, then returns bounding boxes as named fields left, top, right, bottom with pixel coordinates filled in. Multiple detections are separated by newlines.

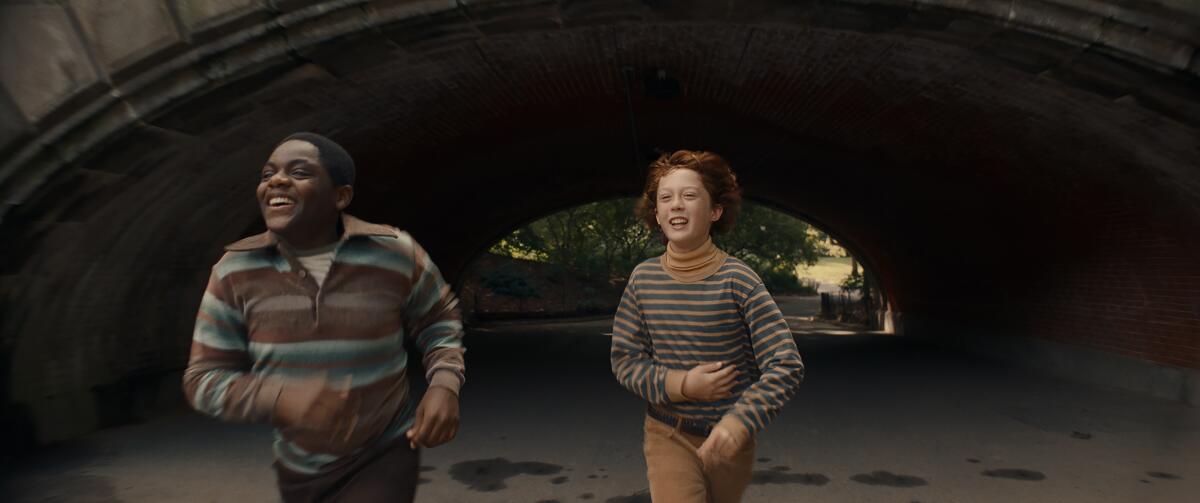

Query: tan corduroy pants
left=642, top=414, right=756, bottom=503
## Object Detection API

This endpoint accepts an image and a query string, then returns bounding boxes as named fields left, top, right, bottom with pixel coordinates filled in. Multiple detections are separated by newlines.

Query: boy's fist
left=682, top=362, right=739, bottom=401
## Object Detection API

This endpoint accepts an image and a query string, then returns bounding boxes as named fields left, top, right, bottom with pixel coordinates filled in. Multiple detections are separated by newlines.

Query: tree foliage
left=490, top=198, right=662, bottom=282
left=489, top=198, right=822, bottom=293
left=715, top=204, right=822, bottom=293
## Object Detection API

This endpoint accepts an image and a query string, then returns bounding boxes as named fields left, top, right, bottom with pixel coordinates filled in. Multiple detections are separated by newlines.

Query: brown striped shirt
left=183, top=214, right=465, bottom=473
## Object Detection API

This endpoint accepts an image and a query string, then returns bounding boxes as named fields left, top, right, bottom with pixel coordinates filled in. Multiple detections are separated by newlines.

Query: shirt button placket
left=296, top=269, right=319, bottom=325
left=313, top=288, right=322, bottom=327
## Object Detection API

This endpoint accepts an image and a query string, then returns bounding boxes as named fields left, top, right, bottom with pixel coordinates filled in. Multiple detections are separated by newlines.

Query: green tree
left=490, top=198, right=662, bottom=281
left=490, top=198, right=821, bottom=294
left=714, top=204, right=821, bottom=294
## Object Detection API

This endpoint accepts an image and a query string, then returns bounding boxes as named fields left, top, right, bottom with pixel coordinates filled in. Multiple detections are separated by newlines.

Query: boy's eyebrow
left=262, top=158, right=314, bottom=170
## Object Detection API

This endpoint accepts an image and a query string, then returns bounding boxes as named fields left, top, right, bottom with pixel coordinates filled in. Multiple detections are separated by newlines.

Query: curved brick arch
left=2, top=0, right=1199, bottom=208
left=1, top=0, right=1199, bottom=448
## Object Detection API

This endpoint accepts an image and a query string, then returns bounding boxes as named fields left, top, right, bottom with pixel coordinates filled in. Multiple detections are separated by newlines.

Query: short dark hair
left=279, top=132, right=356, bottom=187
left=636, top=150, right=742, bottom=234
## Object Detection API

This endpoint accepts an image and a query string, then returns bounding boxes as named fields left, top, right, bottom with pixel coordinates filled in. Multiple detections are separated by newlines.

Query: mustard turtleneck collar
left=662, top=237, right=729, bottom=283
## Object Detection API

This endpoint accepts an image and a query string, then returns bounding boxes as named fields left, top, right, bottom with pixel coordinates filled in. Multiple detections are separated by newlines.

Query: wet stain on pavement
left=1147, top=471, right=1181, bottom=480
left=551, top=476, right=569, bottom=484
left=982, top=469, right=1046, bottom=481
left=966, top=458, right=981, bottom=464
left=587, top=474, right=597, bottom=479
left=1070, top=431, right=1092, bottom=440
left=605, top=489, right=651, bottom=502
left=420, top=465, right=436, bottom=472
left=757, top=457, right=771, bottom=463
left=850, top=470, right=929, bottom=487
left=580, top=493, right=594, bottom=500
left=751, top=467, right=830, bottom=486
left=449, top=458, right=564, bottom=492
left=418, top=478, right=431, bottom=485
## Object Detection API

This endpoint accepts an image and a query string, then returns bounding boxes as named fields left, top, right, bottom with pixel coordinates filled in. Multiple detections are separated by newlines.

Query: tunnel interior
left=1, top=0, right=1199, bottom=451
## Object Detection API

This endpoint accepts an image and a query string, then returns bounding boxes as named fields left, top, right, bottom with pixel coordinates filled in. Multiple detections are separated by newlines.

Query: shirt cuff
left=717, top=414, right=752, bottom=445
left=429, top=369, right=463, bottom=396
left=666, top=369, right=688, bottom=402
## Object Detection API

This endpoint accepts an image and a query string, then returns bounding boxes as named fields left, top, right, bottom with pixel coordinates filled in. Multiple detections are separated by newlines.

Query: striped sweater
left=183, top=214, right=465, bottom=474
left=610, top=256, right=804, bottom=437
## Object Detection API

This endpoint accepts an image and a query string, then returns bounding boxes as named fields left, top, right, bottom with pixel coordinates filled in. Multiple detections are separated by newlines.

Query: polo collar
left=224, top=214, right=396, bottom=251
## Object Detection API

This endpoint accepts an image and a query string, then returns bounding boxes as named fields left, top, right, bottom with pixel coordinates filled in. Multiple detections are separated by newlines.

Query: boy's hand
left=697, top=423, right=746, bottom=472
left=274, top=374, right=353, bottom=431
left=275, top=375, right=367, bottom=454
left=406, top=386, right=460, bottom=449
left=682, top=362, right=739, bottom=401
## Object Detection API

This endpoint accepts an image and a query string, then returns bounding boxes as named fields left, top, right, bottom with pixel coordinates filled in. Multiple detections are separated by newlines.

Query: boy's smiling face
left=655, top=168, right=723, bottom=252
left=257, top=140, right=351, bottom=249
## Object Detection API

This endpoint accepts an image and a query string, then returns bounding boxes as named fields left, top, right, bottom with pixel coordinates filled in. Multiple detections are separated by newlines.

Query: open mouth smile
left=267, top=196, right=296, bottom=208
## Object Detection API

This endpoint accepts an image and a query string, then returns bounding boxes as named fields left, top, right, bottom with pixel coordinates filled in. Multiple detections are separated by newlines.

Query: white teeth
left=269, top=197, right=294, bottom=206
left=669, top=218, right=687, bottom=225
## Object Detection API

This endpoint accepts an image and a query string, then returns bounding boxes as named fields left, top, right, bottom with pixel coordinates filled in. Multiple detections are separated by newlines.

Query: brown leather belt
left=647, top=406, right=714, bottom=438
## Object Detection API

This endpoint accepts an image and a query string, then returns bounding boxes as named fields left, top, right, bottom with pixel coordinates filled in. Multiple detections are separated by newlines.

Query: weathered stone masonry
left=1, top=0, right=1198, bottom=450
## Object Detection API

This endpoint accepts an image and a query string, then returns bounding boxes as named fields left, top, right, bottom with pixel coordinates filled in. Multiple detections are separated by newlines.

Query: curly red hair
left=636, top=150, right=742, bottom=234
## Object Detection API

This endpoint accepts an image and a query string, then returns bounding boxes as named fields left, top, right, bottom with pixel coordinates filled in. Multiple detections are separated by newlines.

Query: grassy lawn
left=796, top=256, right=853, bottom=286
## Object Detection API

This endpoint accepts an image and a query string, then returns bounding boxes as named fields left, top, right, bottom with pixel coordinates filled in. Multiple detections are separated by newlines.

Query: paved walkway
left=4, top=301, right=1196, bottom=502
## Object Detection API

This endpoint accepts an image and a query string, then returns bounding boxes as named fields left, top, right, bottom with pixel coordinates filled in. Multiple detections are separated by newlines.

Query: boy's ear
left=335, top=185, right=354, bottom=211
left=711, top=205, right=724, bottom=222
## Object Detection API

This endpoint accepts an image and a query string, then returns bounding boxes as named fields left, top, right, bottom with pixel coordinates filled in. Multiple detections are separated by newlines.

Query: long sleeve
left=403, top=237, right=466, bottom=393
left=610, top=276, right=688, bottom=405
left=720, top=281, right=805, bottom=437
left=182, top=269, right=283, bottom=422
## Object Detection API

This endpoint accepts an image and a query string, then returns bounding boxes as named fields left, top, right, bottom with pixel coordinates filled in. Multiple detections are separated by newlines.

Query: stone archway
left=1, top=0, right=1198, bottom=447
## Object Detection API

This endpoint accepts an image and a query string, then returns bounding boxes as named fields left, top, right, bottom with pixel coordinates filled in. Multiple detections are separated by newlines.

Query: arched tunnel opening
left=1, top=1, right=1199, bottom=500
left=459, top=195, right=889, bottom=331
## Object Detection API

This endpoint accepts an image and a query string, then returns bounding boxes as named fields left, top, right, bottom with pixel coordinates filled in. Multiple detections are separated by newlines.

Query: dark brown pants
left=275, top=439, right=420, bottom=503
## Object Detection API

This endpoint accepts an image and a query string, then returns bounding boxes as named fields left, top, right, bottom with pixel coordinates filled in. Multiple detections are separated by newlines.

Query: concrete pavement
left=3, top=306, right=1196, bottom=502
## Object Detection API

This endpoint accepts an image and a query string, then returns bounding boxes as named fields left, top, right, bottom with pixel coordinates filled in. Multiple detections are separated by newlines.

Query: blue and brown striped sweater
left=610, top=255, right=804, bottom=436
